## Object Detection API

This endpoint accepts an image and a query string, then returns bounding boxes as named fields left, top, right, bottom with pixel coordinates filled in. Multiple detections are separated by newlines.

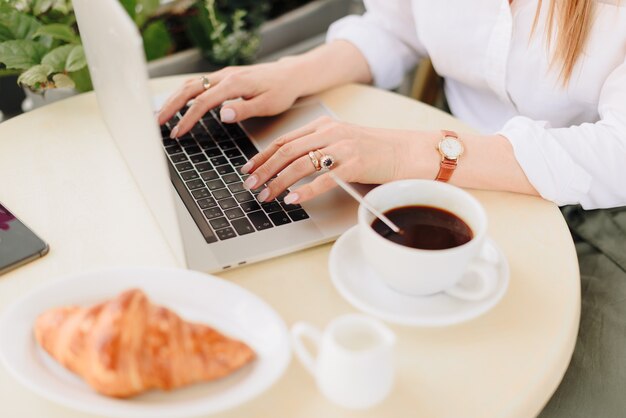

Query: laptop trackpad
left=242, top=100, right=335, bottom=151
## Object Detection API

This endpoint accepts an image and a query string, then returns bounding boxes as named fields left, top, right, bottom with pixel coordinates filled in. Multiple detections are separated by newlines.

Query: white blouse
left=327, top=0, right=626, bottom=209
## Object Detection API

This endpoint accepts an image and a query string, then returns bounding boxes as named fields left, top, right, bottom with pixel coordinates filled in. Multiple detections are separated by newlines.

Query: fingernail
left=243, top=175, right=258, bottom=190
left=258, top=188, right=270, bottom=203
left=240, top=160, right=254, bottom=174
left=170, top=125, right=180, bottom=139
left=284, top=193, right=299, bottom=205
left=220, top=108, right=236, bottom=123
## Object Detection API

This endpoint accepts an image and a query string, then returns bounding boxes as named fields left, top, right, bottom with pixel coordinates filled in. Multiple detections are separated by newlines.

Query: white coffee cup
left=359, top=179, right=498, bottom=300
left=291, top=314, right=396, bottom=409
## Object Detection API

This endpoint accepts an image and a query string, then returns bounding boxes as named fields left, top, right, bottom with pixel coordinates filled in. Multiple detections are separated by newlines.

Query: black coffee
left=371, top=205, right=473, bottom=250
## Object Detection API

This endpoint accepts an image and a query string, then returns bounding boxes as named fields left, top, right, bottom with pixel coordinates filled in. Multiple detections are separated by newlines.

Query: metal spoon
left=329, top=172, right=403, bottom=234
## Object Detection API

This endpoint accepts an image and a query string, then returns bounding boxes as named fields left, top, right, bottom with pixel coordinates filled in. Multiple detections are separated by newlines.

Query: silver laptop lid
left=73, top=0, right=185, bottom=265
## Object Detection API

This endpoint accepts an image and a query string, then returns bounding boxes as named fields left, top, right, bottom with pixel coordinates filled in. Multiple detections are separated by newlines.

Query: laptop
left=73, top=0, right=358, bottom=272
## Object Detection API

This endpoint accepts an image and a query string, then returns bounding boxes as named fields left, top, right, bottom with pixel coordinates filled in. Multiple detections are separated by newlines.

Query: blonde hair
left=533, top=0, right=595, bottom=84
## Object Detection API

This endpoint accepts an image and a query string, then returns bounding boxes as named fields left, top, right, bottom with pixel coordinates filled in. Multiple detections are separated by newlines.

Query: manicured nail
left=170, top=125, right=180, bottom=139
left=258, top=188, right=270, bottom=203
left=220, top=107, right=236, bottom=123
left=284, top=193, right=299, bottom=205
left=240, top=160, right=254, bottom=174
left=243, top=175, right=258, bottom=190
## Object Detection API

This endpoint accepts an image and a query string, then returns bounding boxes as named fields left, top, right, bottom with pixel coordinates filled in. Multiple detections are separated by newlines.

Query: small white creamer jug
left=291, top=314, right=396, bottom=409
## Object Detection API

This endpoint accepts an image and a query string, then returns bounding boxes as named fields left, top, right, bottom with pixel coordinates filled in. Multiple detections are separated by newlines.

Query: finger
left=173, top=75, right=256, bottom=137
left=243, top=131, right=331, bottom=190
left=157, top=67, right=235, bottom=126
left=242, top=115, right=334, bottom=175
left=255, top=154, right=317, bottom=203
left=283, top=151, right=350, bottom=204
left=220, top=93, right=278, bottom=123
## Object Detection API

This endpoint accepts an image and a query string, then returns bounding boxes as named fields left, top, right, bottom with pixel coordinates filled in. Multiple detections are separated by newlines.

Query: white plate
left=0, top=267, right=291, bottom=418
left=329, top=226, right=509, bottom=327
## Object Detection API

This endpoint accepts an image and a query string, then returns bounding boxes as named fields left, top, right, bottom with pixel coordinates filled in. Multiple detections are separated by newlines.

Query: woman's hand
left=157, top=59, right=304, bottom=138
left=241, top=116, right=440, bottom=204
left=156, top=41, right=373, bottom=139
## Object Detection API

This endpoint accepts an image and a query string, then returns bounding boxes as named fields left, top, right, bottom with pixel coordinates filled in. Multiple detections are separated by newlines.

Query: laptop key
left=235, top=137, right=259, bottom=159
left=218, top=198, right=238, bottom=210
left=216, top=164, right=235, bottom=175
left=203, top=207, right=222, bottom=219
left=269, top=211, right=292, bottom=226
left=216, top=227, right=237, bottom=241
left=240, top=200, right=261, bottom=213
left=209, top=217, right=230, bottom=230
left=224, top=207, right=245, bottom=220
left=197, top=197, right=217, bottom=209
left=186, top=179, right=205, bottom=190
left=248, top=211, right=273, bottom=231
left=195, top=162, right=212, bottom=172
left=170, top=153, right=188, bottom=163
left=211, top=156, right=228, bottom=166
left=201, top=170, right=219, bottom=181
left=206, top=179, right=225, bottom=190
left=212, top=188, right=232, bottom=200
left=218, top=139, right=237, bottom=150
left=181, top=170, right=199, bottom=181
left=179, top=137, right=196, bottom=147
left=224, top=123, right=247, bottom=138
left=224, top=148, right=242, bottom=158
left=191, top=188, right=210, bottom=200
left=163, top=138, right=177, bottom=147
left=185, top=145, right=202, bottom=155
left=231, top=157, right=247, bottom=167
left=190, top=154, right=208, bottom=164
left=234, top=191, right=254, bottom=203
left=166, top=145, right=182, bottom=155
left=288, top=209, right=309, bottom=222
left=175, top=161, right=193, bottom=172
left=222, top=173, right=240, bottom=184
left=228, top=182, right=245, bottom=194
left=231, top=217, right=255, bottom=235
left=262, top=202, right=282, bottom=213
left=281, top=202, right=302, bottom=211
left=205, top=148, right=222, bottom=157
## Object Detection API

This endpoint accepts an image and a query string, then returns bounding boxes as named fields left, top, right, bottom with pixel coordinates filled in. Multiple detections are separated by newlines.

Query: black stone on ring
left=320, top=154, right=335, bottom=170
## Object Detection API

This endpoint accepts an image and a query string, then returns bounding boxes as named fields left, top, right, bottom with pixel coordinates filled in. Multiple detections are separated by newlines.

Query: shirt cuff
left=498, top=116, right=593, bottom=206
left=326, top=15, right=409, bottom=90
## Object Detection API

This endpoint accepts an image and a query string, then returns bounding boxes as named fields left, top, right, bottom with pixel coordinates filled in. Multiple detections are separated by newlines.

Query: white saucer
left=329, top=226, right=510, bottom=327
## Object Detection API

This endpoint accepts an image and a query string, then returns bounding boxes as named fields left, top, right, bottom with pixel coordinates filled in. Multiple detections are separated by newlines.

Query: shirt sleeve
left=326, top=0, right=426, bottom=90
left=498, top=57, right=626, bottom=210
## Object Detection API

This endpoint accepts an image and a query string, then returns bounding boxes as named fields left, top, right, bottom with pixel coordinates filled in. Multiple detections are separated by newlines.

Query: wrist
left=276, top=55, right=311, bottom=98
left=396, top=131, right=440, bottom=180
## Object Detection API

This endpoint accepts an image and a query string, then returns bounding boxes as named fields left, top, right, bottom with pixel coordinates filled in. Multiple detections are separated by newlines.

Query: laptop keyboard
left=160, top=106, right=309, bottom=244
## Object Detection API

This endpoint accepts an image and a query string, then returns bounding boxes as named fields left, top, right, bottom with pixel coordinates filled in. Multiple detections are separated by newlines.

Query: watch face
left=440, top=137, right=464, bottom=159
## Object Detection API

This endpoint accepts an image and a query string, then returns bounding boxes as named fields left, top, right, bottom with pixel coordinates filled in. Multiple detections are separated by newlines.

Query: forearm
left=280, top=40, right=373, bottom=97
left=403, top=131, right=539, bottom=196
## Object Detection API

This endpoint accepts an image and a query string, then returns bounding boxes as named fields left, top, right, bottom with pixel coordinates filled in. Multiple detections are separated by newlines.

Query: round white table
left=0, top=76, right=580, bottom=418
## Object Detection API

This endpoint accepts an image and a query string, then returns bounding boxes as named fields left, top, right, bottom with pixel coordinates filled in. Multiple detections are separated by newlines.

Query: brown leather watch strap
left=435, top=130, right=460, bottom=182
left=435, top=158, right=457, bottom=182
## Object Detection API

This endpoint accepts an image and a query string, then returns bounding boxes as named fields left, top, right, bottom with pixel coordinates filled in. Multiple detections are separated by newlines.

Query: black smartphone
left=0, top=202, right=49, bottom=276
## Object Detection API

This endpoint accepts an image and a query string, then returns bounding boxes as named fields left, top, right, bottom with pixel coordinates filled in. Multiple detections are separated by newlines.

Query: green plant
left=186, top=0, right=267, bottom=66
left=0, top=0, right=173, bottom=93
left=0, top=0, right=90, bottom=92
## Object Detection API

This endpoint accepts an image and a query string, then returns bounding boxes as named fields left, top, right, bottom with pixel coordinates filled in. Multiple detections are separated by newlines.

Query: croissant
left=34, top=288, right=255, bottom=398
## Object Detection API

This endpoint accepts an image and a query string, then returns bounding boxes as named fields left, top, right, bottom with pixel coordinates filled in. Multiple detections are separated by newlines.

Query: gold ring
left=308, top=151, right=321, bottom=171
left=200, top=75, right=212, bottom=90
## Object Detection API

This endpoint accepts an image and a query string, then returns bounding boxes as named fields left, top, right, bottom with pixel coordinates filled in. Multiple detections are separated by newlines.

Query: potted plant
left=0, top=0, right=358, bottom=115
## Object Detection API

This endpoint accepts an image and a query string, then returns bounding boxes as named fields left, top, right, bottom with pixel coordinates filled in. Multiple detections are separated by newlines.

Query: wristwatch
left=435, top=130, right=464, bottom=182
